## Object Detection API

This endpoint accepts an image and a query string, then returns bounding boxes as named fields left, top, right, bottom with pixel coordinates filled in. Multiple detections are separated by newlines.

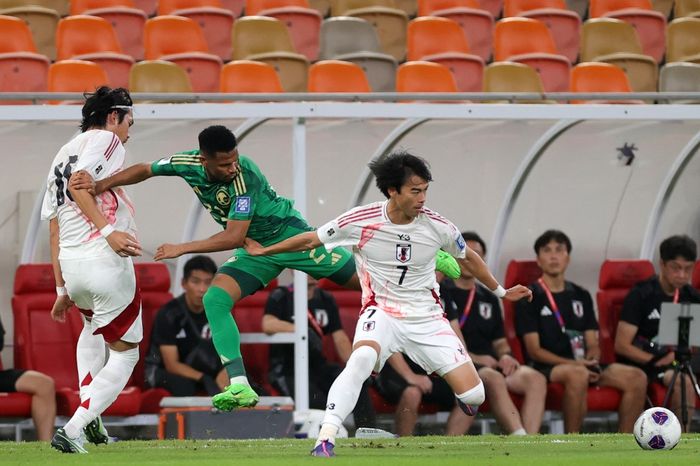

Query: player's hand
left=154, top=243, right=184, bottom=261
left=408, top=374, right=433, bottom=394
left=498, top=354, right=520, bottom=376
left=68, top=170, right=98, bottom=195
left=504, top=284, right=533, bottom=302
left=105, top=230, right=142, bottom=257
left=655, top=351, right=675, bottom=367
left=475, top=354, right=499, bottom=369
left=51, top=295, right=74, bottom=323
left=243, top=237, right=265, bottom=256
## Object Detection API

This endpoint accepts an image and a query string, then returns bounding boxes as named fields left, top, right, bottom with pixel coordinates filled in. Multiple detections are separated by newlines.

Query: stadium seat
left=310, top=0, right=331, bottom=14
left=133, top=0, right=158, bottom=14
left=580, top=18, right=658, bottom=92
left=666, top=17, right=700, bottom=63
left=48, top=60, right=109, bottom=104
left=589, top=0, right=666, bottom=62
left=308, top=59, right=372, bottom=92
left=56, top=15, right=135, bottom=89
left=144, top=15, right=223, bottom=92
left=565, top=0, right=587, bottom=17
left=70, top=0, right=148, bottom=61
left=0, top=14, right=49, bottom=102
left=693, top=260, right=700, bottom=290
left=503, top=0, right=581, bottom=63
left=596, top=259, right=655, bottom=364
left=396, top=61, right=458, bottom=92
left=158, top=0, right=236, bottom=61
left=502, top=260, right=542, bottom=363
left=407, top=16, right=485, bottom=92
left=220, top=0, right=246, bottom=15
left=246, top=0, right=322, bottom=61
left=650, top=0, right=673, bottom=16
left=128, top=60, right=193, bottom=94
left=418, top=0, right=494, bottom=62
left=331, top=0, right=409, bottom=61
left=220, top=60, right=284, bottom=93
left=483, top=61, right=551, bottom=102
left=319, top=17, right=397, bottom=91
left=659, top=63, right=700, bottom=103
left=673, top=0, right=700, bottom=17
left=493, top=17, right=571, bottom=92
left=0, top=358, right=32, bottom=421
left=0, top=5, right=59, bottom=60
left=12, top=264, right=142, bottom=417
left=231, top=16, right=310, bottom=92
left=569, top=62, right=642, bottom=103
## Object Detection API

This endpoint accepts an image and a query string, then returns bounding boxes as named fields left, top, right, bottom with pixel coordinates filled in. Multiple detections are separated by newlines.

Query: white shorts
left=60, top=253, right=143, bottom=344
left=353, top=307, right=470, bottom=377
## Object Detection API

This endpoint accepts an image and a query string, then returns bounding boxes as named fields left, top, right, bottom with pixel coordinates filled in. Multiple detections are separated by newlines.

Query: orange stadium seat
left=56, top=15, right=135, bottom=88
left=0, top=5, right=60, bottom=60
left=48, top=60, right=109, bottom=103
left=133, top=0, right=158, bottom=15
left=666, top=17, right=700, bottom=63
left=308, top=59, right=372, bottom=92
left=407, top=16, right=485, bottom=91
left=220, top=60, right=284, bottom=92
left=220, top=0, right=246, bottom=15
left=247, top=0, right=322, bottom=61
left=396, top=61, right=458, bottom=92
left=158, top=0, right=236, bottom=61
left=493, top=17, right=571, bottom=92
left=569, top=62, right=642, bottom=103
left=418, top=0, right=494, bottom=62
left=504, top=0, right=581, bottom=63
left=589, top=0, right=666, bottom=62
left=231, top=16, right=310, bottom=92
left=144, top=15, right=223, bottom=92
left=0, top=14, right=49, bottom=101
left=70, top=0, right=147, bottom=61
left=580, top=18, right=658, bottom=92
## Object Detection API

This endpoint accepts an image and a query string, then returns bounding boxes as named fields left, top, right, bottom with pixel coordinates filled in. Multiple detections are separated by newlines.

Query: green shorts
left=218, top=245, right=356, bottom=298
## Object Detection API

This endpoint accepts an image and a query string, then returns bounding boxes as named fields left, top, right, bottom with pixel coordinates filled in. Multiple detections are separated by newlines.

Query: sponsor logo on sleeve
left=234, top=196, right=251, bottom=214
left=327, top=227, right=336, bottom=237
left=456, top=235, right=466, bottom=250
left=95, top=164, right=103, bottom=175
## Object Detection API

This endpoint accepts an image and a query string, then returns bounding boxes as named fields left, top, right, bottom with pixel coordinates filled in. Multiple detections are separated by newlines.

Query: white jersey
left=41, top=129, right=137, bottom=260
left=317, top=200, right=467, bottom=319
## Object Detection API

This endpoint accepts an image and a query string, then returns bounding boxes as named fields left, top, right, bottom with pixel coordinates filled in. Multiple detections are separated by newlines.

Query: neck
left=385, top=201, right=412, bottom=225
left=454, top=276, right=476, bottom=290
left=184, top=295, right=204, bottom=314
left=659, top=275, right=677, bottom=296
left=541, top=273, right=565, bottom=292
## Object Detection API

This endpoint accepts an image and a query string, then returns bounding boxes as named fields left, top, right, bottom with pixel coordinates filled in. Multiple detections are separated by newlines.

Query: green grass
left=1, top=434, right=699, bottom=465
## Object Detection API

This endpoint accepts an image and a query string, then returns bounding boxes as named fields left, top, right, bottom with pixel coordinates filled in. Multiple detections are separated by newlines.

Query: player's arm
left=261, top=314, right=294, bottom=335
left=154, top=219, right=251, bottom=260
left=49, top=218, right=74, bottom=323
left=244, top=231, right=323, bottom=256
left=387, top=354, right=433, bottom=394
left=69, top=163, right=155, bottom=195
left=159, top=345, right=205, bottom=381
left=460, top=248, right=532, bottom=302
left=583, top=329, right=600, bottom=361
left=615, top=321, right=673, bottom=366
left=331, top=330, right=352, bottom=363
left=522, top=332, right=578, bottom=366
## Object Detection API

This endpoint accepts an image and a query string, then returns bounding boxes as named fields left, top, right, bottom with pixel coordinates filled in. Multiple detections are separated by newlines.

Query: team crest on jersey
left=216, top=187, right=231, bottom=206
left=572, top=300, right=584, bottom=318
left=479, top=303, right=492, bottom=320
left=314, top=309, right=329, bottom=327
left=363, top=321, right=375, bottom=332
left=396, top=244, right=411, bottom=263
left=234, top=196, right=251, bottom=213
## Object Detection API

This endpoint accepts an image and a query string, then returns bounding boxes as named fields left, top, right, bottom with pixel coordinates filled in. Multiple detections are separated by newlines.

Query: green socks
left=203, top=285, right=246, bottom=379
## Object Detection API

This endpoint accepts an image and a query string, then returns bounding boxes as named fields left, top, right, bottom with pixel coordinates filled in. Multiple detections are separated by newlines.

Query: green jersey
left=151, top=151, right=311, bottom=246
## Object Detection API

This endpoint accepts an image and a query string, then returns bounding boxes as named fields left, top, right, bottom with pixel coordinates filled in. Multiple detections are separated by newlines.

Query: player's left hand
left=68, top=170, right=96, bottom=195
left=154, top=243, right=184, bottom=261
left=243, top=237, right=265, bottom=256
left=51, top=295, right=74, bottom=323
left=504, top=284, right=533, bottom=302
left=498, top=354, right=520, bottom=376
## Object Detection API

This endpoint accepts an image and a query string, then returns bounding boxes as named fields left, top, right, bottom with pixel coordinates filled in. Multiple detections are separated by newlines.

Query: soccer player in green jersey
left=70, top=125, right=460, bottom=411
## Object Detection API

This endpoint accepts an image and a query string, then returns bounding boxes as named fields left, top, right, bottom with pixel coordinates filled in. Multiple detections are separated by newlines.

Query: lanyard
left=673, top=288, right=679, bottom=303
left=538, top=278, right=566, bottom=333
left=307, top=310, right=324, bottom=338
left=458, top=286, right=477, bottom=328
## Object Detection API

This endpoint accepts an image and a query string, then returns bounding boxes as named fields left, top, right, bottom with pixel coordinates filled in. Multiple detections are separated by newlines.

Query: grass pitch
left=1, top=434, right=699, bottom=465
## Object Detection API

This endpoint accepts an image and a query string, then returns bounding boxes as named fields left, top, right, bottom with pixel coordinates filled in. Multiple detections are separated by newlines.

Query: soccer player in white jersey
left=244, top=151, right=533, bottom=457
left=41, top=86, right=143, bottom=454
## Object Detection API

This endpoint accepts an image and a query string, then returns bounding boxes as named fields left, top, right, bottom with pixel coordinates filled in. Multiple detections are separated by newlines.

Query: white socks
left=76, top=322, right=106, bottom=402
left=64, top=347, right=139, bottom=439
left=229, top=376, right=250, bottom=386
left=511, top=428, right=527, bottom=436
left=315, top=345, right=378, bottom=447
left=456, top=380, right=486, bottom=407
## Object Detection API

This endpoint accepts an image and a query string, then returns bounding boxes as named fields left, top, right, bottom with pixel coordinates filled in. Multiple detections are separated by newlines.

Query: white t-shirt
left=41, top=129, right=137, bottom=260
left=317, top=200, right=467, bottom=319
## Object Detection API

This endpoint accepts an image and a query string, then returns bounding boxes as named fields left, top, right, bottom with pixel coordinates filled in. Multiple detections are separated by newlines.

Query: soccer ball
left=633, top=407, right=682, bottom=450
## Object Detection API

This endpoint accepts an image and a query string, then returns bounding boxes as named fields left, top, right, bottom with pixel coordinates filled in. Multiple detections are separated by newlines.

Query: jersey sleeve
left=619, top=286, right=644, bottom=327
left=151, top=156, right=181, bottom=176
left=442, top=220, right=467, bottom=259
left=40, top=176, right=58, bottom=220
left=316, top=214, right=360, bottom=252
left=74, top=131, right=123, bottom=180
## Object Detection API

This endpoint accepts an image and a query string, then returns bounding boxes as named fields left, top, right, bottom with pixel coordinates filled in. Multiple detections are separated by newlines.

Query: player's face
left=203, top=148, right=240, bottom=182
left=108, top=109, right=133, bottom=144
left=391, top=175, right=428, bottom=220
left=536, top=240, right=570, bottom=277
left=182, top=269, right=214, bottom=310
left=660, top=257, right=694, bottom=290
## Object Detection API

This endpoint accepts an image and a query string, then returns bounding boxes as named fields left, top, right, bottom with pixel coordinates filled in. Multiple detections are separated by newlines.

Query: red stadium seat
left=0, top=359, right=32, bottom=419
left=692, top=260, right=700, bottom=290
left=502, top=260, right=542, bottom=363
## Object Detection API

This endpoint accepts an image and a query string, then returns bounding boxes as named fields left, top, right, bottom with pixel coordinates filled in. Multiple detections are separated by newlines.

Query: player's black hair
left=369, top=150, right=433, bottom=198
left=659, top=235, right=697, bottom=262
left=80, top=86, right=133, bottom=133
left=198, top=125, right=238, bottom=157
left=461, top=231, right=486, bottom=255
left=183, top=255, right=218, bottom=280
left=534, top=229, right=572, bottom=255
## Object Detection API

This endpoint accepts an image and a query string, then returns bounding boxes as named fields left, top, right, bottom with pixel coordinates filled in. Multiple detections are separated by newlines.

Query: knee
left=524, top=367, right=547, bottom=389
left=347, top=346, right=378, bottom=375
left=401, top=386, right=422, bottom=406
left=562, top=366, right=589, bottom=390
left=457, top=380, right=485, bottom=406
left=203, top=286, right=233, bottom=318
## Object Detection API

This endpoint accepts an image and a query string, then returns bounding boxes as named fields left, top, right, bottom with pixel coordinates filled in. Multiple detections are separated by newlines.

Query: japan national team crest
left=479, top=303, right=492, bottom=320
left=396, top=244, right=411, bottom=263
left=572, top=300, right=584, bottom=318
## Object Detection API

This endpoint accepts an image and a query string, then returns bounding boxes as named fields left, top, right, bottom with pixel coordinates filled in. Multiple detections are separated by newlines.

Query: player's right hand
left=105, top=230, right=142, bottom=257
left=243, top=237, right=265, bottom=256
left=51, top=295, right=74, bottom=323
left=408, top=374, right=433, bottom=394
left=655, top=351, right=675, bottom=367
left=504, top=284, right=533, bottom=302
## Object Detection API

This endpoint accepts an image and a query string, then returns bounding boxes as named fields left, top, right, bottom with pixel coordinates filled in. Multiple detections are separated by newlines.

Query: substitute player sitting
left=244, top=151, right=532, bottom=457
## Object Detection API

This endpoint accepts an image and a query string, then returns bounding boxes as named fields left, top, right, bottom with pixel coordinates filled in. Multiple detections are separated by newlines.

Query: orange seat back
left=570, top=62, right=632, bottom=92
left=158, top=0, right=224, bottom=15
left=396, top=61, right=458, bottom=92
left=493, top=17, right=558, bottom=60
left=0, top=14, right=38, bottom=53
left=589, top=0, right=653, bottom=17
left=220, top=60, right=284, bottom=92
left=56, top=15, right=123, bottom=60
left=407, top=16, right=470, bottom=61
left=503, top=0, right=566, bottom=16
left=144, top=15, right=209, bottom=59
left=246, top=0, right=311, bottom=14
left=48, top=60, right=109, bottom=93
left=308, top=60, right=371, bottom=92
left=417, top=0, right=480, bottom=15
left=70, top=0, right=137, bottom=14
